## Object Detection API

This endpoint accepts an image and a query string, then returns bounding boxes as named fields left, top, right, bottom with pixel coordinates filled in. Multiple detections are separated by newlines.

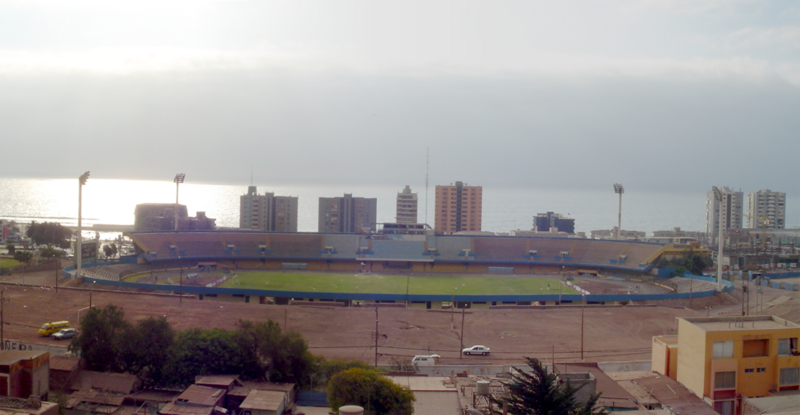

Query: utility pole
left=374, top=307, right=379, bottom=367
left=460, top=306, right=465, bottom=359
left=0, top=290, right=8, bottom=350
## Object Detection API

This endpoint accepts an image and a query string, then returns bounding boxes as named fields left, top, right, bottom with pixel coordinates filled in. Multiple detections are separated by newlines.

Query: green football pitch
left=217, top=272, right=578, bottom=295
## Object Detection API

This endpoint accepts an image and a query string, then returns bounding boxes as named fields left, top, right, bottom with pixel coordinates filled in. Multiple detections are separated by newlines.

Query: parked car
left=462, top=345, right=490, bottom=356
left=411, top=354, right=441, bottom=366
left=52, top=328, right=77, bottom=340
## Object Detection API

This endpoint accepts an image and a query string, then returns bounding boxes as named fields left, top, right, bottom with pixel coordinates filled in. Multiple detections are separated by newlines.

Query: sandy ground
left=1, top=270, right=795, bottom=366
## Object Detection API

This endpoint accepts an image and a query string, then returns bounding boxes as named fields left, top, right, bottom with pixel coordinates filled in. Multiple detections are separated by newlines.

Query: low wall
left=81, top=275, right=732, bottom=304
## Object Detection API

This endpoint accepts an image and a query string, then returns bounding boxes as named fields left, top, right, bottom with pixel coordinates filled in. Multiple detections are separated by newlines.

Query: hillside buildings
left=652, top=316, right=800, bottom=415
left=395, top=185, right=418, bottom=224
left=746, top=189, right=786, bottom=229
left=533, top=212, right=575, bottom=234
left=434, top=181, right=482, bottom=234
left=706, top=187, right=743, bottom=235
left=239, top=186, right=298, bottom=232
left=318, top=194, right=377, bottom=233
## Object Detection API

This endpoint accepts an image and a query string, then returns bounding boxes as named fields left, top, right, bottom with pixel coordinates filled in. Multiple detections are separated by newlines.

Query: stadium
left=74, top=231, right=728, bottom=308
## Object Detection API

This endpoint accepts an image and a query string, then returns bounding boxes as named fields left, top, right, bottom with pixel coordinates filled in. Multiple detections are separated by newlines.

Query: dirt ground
left=1, top=271, right=795, bottom=366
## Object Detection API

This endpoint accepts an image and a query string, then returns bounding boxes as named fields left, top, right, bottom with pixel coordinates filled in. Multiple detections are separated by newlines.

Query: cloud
left=619, top=0, right=762, bottom=16
left=727, top=26, right=800, bottom=50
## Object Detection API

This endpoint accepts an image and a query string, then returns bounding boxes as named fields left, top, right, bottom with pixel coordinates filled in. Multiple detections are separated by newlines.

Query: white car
left=411, top=354, right=441, bottom=366
left=462, top=345, right=490, bottom=356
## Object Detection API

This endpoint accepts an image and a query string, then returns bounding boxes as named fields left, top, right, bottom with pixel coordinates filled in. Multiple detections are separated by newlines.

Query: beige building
left=395, top=185, right=418, bottom=224
left=318, top=194, right=377, bottom=233
left=652, top=316, right=800, bottom=415
left=240, top=186, right=298, bottom=232
left=434, top=181, right=482, bottom=234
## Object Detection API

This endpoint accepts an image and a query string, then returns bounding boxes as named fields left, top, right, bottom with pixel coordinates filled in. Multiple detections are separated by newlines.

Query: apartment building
left=434, top=181, right=482, bottom=234
left=652, top=316, right=800, bottom=415
left=239, top=186, right=298, bottom=232
left=746, top=189, right=786, bottom=229
left=706, top=187, right=743, bottom=235
left=318, top=194, right=377, bottom=233
left=396, top=185, right=418, bottom=224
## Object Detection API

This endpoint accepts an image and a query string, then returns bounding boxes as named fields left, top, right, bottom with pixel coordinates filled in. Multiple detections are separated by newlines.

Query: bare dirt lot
left=2, top=271, right=794, bottom=366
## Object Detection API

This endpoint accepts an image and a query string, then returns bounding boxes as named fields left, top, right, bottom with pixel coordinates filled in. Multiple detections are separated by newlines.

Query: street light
left=174, top=173, right=185, bottom=231
left=77, top=171, right=90, bottom=280
left=712, top=186, right=724, bottom=292
left=613, top=183, right=624, bottom=240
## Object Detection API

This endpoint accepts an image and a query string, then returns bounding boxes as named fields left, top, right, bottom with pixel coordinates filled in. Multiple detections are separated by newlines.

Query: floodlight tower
left=613, top=183, right=624, bottom=240
left=174, top=173, right=185, bottom=231
left=77, top=171, right=90, bottom=279
left=712, top=186, right=724, bottom=292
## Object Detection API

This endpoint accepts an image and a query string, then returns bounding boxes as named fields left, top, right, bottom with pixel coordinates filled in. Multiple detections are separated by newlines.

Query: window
left=713, top=341, right=734, bottom=358
left=778, top=338, right=797, bottom=356
left=756, top=367, right=766, bottom=373
left=714, top=371, right=736, bottom=389
left=780, top=368, right=799, bottom=385
left=744, top=368, right=754, bottom=373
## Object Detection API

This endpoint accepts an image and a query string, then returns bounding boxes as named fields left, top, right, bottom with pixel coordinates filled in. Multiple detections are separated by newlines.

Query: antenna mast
left=425, top=147, right=429, bottom=226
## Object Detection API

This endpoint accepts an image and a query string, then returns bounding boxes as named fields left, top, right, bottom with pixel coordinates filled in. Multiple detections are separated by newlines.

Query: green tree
left=13, top=251, right=33, bottom=264
left=40, top=246, right=65, bottom=258
left=69, top=305, right=131, bottom=372
left=315, top=358, right=374, bottom=388
left=234, top=320, right=315, bottom=387
left=327, top=368, right=415, bottom=415
left=491, top=357, right=606, bottom=415
left=25, top=221, right=72, bottom=248
left=119, top=316, right=175, bottom=388
left=166, top=328, right=248, bottom=387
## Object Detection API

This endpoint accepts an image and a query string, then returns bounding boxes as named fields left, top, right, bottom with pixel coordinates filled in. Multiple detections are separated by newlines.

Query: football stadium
left=72, top=231, right=728, bottom=308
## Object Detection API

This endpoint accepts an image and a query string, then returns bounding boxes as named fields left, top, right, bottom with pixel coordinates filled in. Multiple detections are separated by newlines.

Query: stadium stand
left=125, top=231, right=666, bottom=274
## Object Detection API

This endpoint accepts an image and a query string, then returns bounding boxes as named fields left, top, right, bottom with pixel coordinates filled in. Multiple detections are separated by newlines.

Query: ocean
left=0, top=178, right=797, bottom=237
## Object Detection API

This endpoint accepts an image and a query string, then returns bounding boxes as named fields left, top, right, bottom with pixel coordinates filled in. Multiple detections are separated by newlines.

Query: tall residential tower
left=434, top=181, right=482, bottom=234
left=746, top=189, right=786, bottom=229
left=396, top=185, right=418, bottom=224
left=705, top=186, right=743, bottom=235
left=239, top=186, right=298, bottom=232
left=318, top=194, right=377, bottom=233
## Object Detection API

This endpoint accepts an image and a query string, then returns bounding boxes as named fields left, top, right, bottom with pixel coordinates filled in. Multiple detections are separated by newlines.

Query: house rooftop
left=681, top=315, right=799, bottom=332
left=175, top=385, right=225, bottom=407
left=0, top=351, right=48, bottom=365
left=239, top=390, right=285, bottom=412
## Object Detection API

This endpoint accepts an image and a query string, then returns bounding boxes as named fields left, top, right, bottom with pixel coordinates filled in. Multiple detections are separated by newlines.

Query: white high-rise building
left=747, top=189, right=786, bottom=229
left=705, top=187, right=743, bottom=235
left=395, top=185, right=418, bottom=224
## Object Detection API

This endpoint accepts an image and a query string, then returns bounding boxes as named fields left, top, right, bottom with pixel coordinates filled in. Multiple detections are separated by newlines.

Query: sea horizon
left=1, top=177, right=797, bottom=237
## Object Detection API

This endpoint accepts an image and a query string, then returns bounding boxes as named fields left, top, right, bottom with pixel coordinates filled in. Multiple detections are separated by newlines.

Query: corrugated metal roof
left=71, top=371, right=140, bottom=394
left=159, top=402, right=214, bottom=415
left=49, top=355, right=81, bottom=372
left=633, top=375, right=719, bottom=415
left=175, top=385, right=225, bottom=407
left=239, top=390, right=285, bottom=411
left=195, top=375, right=241, bottom=388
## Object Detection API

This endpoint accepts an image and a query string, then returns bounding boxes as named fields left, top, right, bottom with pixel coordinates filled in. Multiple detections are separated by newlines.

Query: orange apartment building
left=434, top=181, right=482, bottom=234
left=652, top=316, right=799, bottom=415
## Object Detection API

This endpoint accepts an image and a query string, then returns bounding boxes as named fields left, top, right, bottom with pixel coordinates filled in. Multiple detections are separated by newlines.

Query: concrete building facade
left=395, top=185, right=418, bottom=225
left=434, top=182, right=482, bottom=234
left=706, top=187, right=743, bottom=235
left=746, top=189, right=786, bottom=230
left=652, top=316, right=800, bottom=415
left=318, top=194, right=377, bottom=233
left=240, top=187, right=298, bottom=232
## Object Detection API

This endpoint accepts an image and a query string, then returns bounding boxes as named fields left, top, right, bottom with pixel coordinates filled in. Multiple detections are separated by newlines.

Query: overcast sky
left=1, top=0, right=798, bottom=195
